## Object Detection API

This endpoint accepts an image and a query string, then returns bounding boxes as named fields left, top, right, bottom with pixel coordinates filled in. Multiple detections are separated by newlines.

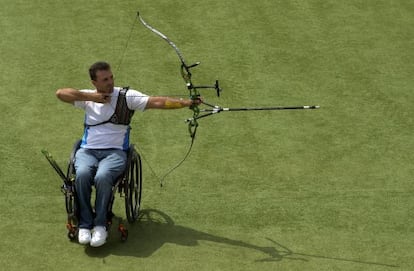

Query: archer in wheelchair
left=43, top=61, right=200, bottom=247
left=42, top=139, right=142, bottom=244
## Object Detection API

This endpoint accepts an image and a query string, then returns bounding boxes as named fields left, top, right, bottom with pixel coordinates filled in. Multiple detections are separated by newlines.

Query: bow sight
left=180, top=62, right=222, bottom=97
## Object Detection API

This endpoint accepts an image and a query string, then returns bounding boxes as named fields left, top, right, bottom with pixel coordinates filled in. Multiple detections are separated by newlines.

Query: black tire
left=65, top=190, right=78, bottom=241
left=65, top=190, right=75, bottom=214
left=67, top=227, right=77, bottom=241
left=64, top=165, right=76, bottom=216
left=125, top=146, right=142, bottom=223
left=65, top=140, right=81, bottom=240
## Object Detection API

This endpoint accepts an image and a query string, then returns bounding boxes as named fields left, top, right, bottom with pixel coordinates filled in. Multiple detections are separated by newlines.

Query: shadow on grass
left=85, top=209, right=278, bottom=259
left=84, top=209, right=398, bottom=268
left=257, top=238, right=399, bottom=268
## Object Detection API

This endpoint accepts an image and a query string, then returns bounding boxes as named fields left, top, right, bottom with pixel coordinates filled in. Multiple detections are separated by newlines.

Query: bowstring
left=159, top=135, right=196, bottom=187
left=115, top=15, right=138, bottom=76
left=113, top=14, right=166, bottom=186
left=112, top=12, right=197, bottom=187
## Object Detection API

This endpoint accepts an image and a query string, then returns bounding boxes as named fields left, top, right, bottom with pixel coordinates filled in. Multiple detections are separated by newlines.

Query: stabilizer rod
left=186, top=105, right=320, bottom=122
left=210, top=105, right=320, bottom=112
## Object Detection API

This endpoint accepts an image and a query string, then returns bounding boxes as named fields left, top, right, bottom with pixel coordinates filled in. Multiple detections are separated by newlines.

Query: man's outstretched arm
left=145, top=96, right=200, bottom=109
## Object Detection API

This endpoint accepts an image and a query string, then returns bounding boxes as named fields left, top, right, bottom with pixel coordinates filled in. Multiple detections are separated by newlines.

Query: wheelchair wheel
left=65, top=140, right=81, bottom=240
left=125, top=145, right=142, bottom=223
left=64, top=159, right=76, bottom=219
left=64, top=186, right=78, bottom=240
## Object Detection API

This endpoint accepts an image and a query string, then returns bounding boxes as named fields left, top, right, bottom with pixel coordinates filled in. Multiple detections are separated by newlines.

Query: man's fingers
left=93, top=93, right=111, bottom=103
left=192, top=97, right=203, bottom=105
left=103, top=95, right=111, bottom=102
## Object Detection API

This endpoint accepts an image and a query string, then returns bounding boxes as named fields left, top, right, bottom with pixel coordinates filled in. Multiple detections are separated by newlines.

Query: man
left=56, top=61, right=199, bottom=247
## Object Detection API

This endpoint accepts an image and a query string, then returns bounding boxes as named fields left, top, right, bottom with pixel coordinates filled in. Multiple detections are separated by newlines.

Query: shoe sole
left=90, top=240, right=106, bottom=247
left=78, top=240, right=91, bottom=245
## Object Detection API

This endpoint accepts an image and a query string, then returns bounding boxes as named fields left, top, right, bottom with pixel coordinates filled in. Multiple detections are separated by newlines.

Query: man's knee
left=75, top=167, right=94, bottom=185
left=94, top=171, right=116, bottom=189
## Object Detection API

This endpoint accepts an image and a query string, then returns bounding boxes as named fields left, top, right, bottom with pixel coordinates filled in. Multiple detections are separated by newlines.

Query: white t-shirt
left=74, top=87, right=149, bottom=150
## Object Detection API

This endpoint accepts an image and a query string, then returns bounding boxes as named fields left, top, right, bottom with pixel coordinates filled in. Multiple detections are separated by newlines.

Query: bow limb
left=137, top=12, right=188, bottom=68
left=137, top=11, right=199, bottom=94
left=138, top=11, right=201, bottom=138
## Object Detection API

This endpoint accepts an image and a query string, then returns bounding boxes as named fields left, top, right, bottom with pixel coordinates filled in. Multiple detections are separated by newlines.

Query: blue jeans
left=74, top=148, right=127, bottom=229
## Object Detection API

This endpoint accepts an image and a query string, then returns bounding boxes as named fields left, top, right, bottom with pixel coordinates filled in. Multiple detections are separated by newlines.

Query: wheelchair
left=42, top=139, right=143, bottom=242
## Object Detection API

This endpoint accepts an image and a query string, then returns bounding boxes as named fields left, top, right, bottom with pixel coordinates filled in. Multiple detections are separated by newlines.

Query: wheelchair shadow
left=84, top=209, right=399, bottom=268
left=85, top=209, right=280, bottom=260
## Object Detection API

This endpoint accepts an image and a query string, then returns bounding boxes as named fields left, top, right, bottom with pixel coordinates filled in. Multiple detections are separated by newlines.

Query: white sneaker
left=90, top=226, right=107, bottom=247
left=78, top=228, right=91, bottom=245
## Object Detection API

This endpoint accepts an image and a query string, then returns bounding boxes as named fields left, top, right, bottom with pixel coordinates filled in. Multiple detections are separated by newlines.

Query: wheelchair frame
left=42, top=139, right=143, bottom=242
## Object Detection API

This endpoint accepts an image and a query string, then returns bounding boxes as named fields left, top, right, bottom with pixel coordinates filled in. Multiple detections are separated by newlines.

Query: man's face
left=92, top=69, right=114, bottom=93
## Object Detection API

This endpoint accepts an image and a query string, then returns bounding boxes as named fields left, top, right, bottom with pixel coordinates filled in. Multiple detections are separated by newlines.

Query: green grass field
left=0, top=0, right=413, bottom=270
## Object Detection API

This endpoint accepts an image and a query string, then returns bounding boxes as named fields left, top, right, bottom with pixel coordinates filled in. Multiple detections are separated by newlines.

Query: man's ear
left=91, top=80, right=97, bottom=88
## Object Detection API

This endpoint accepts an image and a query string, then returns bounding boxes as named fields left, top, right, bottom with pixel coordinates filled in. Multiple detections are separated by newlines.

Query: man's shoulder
left=125, top=88, right=148, bottom=98
left=123, top=88, right=149, bottom=111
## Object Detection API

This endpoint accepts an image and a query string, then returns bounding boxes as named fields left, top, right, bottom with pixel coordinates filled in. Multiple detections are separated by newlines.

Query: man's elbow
left=55, top=88, right=73, bottom=103
left=56, top=89, right=64, bottom=99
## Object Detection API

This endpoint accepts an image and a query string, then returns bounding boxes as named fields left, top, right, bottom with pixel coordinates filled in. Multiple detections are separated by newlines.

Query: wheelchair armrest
left=66, top=139, right=82, bottom=179
left=70, top=140, right=82, bottom=163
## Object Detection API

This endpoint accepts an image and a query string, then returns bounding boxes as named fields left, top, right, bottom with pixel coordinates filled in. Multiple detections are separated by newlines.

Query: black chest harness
left=85, top=87, right=135, bottom=128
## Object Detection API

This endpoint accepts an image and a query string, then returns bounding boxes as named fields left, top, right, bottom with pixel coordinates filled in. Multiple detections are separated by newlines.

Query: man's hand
left=90, top=92, right=111, bottom=104
left=191, top=97, right=203, bottom=106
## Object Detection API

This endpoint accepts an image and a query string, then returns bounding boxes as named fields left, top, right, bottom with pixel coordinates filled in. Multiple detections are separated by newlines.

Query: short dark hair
left=89, top=61, right=111, bottom=81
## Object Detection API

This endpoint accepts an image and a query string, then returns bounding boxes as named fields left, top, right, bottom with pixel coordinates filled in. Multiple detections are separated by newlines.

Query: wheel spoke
left=125, top=146, right=143, bottom=223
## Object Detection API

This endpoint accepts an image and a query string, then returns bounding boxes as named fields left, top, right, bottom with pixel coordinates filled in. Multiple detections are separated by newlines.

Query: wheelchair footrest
left=118, top=223, right=128, bottom=242
left=66, top=223, right=77, bottom=241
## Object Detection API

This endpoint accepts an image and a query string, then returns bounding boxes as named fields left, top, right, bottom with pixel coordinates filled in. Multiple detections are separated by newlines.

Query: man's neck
left=96, top=88, right=114, bottom=94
